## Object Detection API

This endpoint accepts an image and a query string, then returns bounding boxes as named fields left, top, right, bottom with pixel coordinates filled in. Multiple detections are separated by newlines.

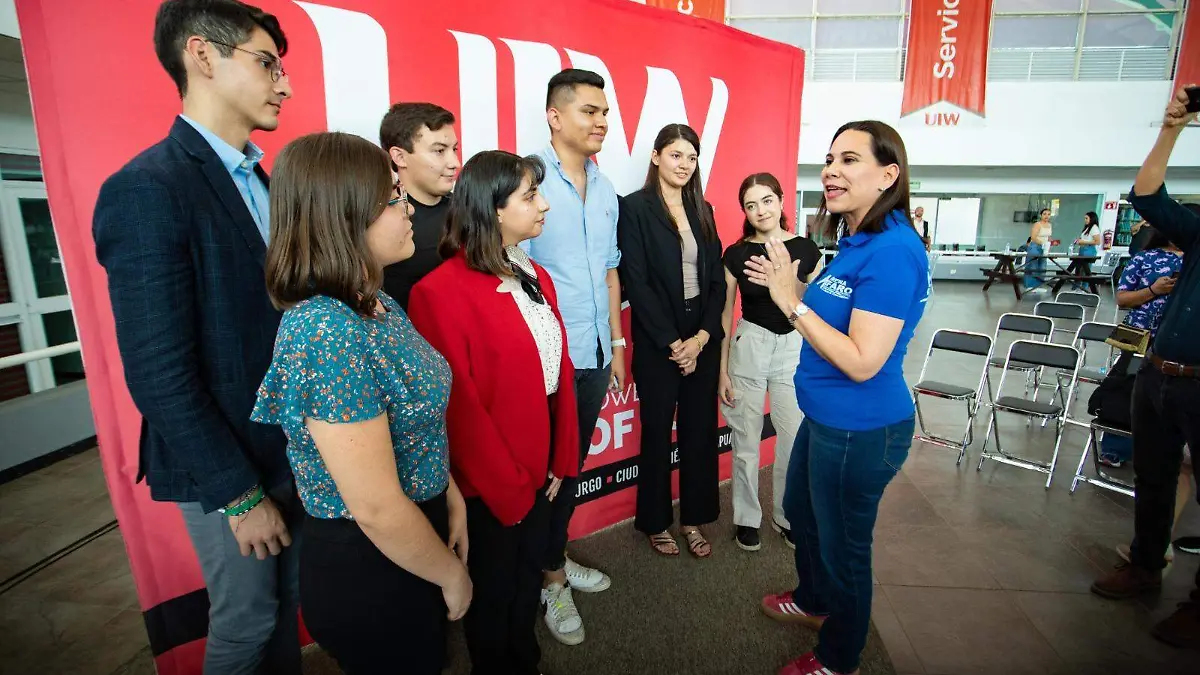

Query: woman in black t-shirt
left=719, top=173, right=822, bottom=552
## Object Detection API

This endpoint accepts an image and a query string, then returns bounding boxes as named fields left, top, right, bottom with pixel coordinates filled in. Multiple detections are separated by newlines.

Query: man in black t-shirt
left=379, top=102, right=460, bottom=309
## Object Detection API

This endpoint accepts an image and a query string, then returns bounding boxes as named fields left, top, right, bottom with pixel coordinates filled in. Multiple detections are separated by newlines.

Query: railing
left=802, top=46, right=1170, bottom=82
left=0, top=341, right=81, bottom=371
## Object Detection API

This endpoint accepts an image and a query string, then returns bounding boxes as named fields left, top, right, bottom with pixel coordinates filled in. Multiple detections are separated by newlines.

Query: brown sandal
left=682, top=528, right=712, bottom=558
left=649, top=531, right=679, bottom=556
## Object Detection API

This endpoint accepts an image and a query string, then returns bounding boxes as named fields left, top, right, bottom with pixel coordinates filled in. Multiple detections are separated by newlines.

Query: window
left=729, top=18, right=812, bottom=49
left=815, top=18, right=903, bottom=49
left=813, top=0, right=904, bottom=15
left=1088, top=0, right=1178, bottom=12
left=994, top=0, right=1083, bottom=11
left=729, top=0, right=813, bottom=15
left=1084, top=12, right=1175, bottom=48
left=992, top=16, right=1082, bottom=49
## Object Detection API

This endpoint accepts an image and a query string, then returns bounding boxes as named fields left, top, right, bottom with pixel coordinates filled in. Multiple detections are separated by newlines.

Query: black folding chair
left=1071, top=321, right=1119, bottom=387
left=987, top=313, right=1054, bottom=401
left=1070, top=354, right=1144, bottom=498
left=977, top=340, right=1081, bottom=488
left=1035, top=301, right=1085, bottom=343
left=1056, top=321, right=1119, bottom=429
left=912, top=329, right=994, bottom=465
left=1056, top=290, right=1101, bottom=323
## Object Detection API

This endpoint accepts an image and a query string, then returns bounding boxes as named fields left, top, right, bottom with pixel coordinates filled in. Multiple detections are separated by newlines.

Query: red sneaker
left=760, top=591, right=828, bottom=630
left=779, top=651, right=859, bottom=675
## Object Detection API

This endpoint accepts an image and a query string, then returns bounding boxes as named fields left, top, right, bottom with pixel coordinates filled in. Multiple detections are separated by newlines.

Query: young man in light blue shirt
left=522, top=69, right=622, bottom=646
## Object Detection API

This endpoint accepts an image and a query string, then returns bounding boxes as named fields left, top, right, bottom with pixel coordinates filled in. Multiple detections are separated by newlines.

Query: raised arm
left=1130, top=86, right=1200, bottom=252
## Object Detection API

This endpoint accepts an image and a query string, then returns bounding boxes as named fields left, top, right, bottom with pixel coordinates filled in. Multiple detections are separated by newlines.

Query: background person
left=409, top=151, right=580, bottom=675
left=378, top=101, right=460, bottom=309
left=1088, top=84, right=1200, bottom=651
left=751, top=121, right=928, bottom=675
left=92, top=2, right=300, bottom=672
left=1025, top=208, right=1053, bottom=291
left=618, top=123, right=725, bottom=559
left=719, top=172, right=822, bottom=552
left=1076, top=211, right=1102, bottom=258
left=252, top=132, right=471, bottom=675
left=911, top=205, right=930, bottom=250
left=1098, top=225, right=1185, bottom=467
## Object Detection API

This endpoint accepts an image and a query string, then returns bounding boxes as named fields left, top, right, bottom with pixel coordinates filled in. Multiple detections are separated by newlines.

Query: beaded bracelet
left=221, top=485, right=265, bottom=517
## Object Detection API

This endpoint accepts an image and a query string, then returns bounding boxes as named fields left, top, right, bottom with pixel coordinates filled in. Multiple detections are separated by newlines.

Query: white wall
left=799, top=81, right=1200, bottom=168
left=0, top=0, right=16, bottom=40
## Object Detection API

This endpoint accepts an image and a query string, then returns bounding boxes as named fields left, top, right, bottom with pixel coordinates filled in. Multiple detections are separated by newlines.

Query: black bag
left=1087, top=351, right=1137, bottom=429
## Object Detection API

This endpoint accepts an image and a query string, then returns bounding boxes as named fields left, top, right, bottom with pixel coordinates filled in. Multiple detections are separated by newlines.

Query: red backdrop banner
left=1174, top=0, right=1200, bottom=91
left=15, top=0, right=803, bottom=671
left=641, top=0, right=725, bottom=22
left=901, top=0, right=994, bottom=117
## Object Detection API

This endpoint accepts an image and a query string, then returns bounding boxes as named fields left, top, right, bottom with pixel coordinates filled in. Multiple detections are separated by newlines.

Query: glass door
left=0, top=181, right=80, bottom=397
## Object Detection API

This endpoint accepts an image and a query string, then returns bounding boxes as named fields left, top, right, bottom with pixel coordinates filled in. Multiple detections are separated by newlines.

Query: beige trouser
left=722, top=319, right=804, bottom=529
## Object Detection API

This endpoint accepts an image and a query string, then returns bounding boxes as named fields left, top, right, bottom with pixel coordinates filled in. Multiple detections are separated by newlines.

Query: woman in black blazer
left=618, top=123, right=726, bottom=558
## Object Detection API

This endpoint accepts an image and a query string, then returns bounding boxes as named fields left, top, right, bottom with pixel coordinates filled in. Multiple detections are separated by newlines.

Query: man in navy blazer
left=92, top=1, right=299, bottom=672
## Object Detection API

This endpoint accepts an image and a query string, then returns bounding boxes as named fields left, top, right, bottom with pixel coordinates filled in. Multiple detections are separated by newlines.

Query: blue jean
left=544, top=363, right=611, bottom=570
left=1024, top=243, right=1045, bottom=289
left=783, top=416, right=914, bottom=673
left=1100, top=433, right=1133, bottom=463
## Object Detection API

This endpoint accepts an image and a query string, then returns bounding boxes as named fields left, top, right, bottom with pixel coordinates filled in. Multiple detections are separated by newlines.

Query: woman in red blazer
left=408, top=150, right=579, bottom=675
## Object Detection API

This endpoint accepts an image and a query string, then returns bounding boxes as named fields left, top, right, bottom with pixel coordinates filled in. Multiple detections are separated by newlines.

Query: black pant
left=634, top=298, right=720, bottom=534
left=299, top=493, right=449, bottom=675
left=1130, top=363, right=1200, bottom=597
left=545, top=361, right=612, bottom=571
left=464, top=489, right=552, bottom=675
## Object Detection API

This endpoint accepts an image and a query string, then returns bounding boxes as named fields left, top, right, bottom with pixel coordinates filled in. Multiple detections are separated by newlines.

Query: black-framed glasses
left=388, top=182, right=409, bottom=208
left=207, top=40, right=286, bottom=82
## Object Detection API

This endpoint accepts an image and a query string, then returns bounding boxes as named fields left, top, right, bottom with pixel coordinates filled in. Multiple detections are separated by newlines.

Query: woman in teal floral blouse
left=251, top=132, right=470, bottom=675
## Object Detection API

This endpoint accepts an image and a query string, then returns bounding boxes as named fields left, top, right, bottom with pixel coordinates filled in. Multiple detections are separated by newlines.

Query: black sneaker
left=735, top=526, right=761, bottom=551
left=771, top=521, right=796, bottom=550
left=1174, top=536, right=1200, bottom=555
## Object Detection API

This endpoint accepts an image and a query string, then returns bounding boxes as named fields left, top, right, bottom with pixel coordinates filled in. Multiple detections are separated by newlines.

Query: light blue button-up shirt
left=180, top=115, right=271, bottom=243
left=521, top=145, right=621, bottom=370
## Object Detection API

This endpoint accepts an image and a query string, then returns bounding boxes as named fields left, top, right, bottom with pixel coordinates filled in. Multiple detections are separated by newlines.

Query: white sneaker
left=564, top=557, right=611, bottom=593
left=542, top=582, right=584, bottom=645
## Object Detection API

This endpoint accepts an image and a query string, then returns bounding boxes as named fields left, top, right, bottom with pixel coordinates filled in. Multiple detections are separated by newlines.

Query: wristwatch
left=611, top=337, right=627, bottom=348
left=787, top=303, right=810, bottom=324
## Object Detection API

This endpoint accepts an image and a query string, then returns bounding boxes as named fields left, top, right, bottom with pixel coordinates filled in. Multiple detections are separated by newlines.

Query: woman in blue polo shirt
left=744, top=120, right=928, bottom=675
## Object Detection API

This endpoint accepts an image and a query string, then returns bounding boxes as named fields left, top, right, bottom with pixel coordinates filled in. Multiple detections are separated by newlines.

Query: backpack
left=1087, top=351, right=1137, bottom=430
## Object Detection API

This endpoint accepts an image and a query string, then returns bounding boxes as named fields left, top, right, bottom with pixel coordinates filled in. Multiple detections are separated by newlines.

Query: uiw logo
left=295, top=1, right=729, bottom=195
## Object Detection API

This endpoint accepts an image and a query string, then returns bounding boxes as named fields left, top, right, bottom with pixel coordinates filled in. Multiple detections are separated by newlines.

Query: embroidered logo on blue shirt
left=816, top=275, right=853, bottom=300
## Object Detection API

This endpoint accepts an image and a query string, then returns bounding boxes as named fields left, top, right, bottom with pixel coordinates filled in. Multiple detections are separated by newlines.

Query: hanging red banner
left=901, top=0, right=994, bottom=117
left=1174, top=0, right=1200, bottom=91
left=640, top=0, right=724, bottom=22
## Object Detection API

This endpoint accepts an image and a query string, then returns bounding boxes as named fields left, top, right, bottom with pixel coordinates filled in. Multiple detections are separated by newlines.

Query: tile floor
left=1, top=282, right=1198, bottom=674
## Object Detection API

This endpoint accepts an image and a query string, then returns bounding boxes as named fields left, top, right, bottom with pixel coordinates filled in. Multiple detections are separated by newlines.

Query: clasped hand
left=670, top=336, right=701, bottom=376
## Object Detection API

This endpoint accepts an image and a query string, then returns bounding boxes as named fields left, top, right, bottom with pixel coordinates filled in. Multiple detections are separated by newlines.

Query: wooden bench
left=1051, top=272, right=1107, bottom=294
